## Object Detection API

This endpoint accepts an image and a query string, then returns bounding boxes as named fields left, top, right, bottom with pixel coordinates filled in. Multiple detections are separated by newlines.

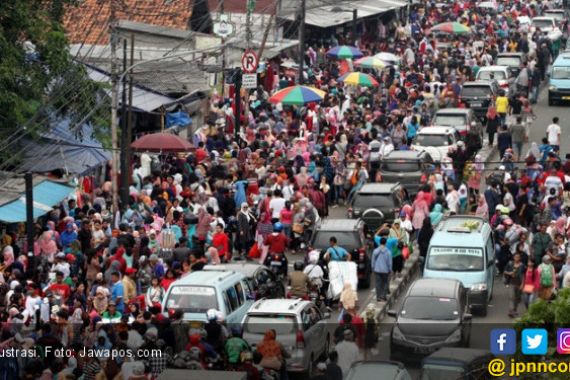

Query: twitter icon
left=522, top=329, right=548, bottom=355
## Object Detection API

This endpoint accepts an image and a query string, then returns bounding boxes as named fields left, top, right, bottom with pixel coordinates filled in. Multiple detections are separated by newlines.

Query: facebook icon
left=490, top=329, right=516, bottom=355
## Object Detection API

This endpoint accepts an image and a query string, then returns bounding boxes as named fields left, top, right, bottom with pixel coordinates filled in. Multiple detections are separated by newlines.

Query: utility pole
left=234, top=68, right=242, bottom=141
left=25, top=172, right=34, bottom=277
left=110, top=0, right=119, bottom=214
left=120, top=38, right=129, bottom=208
left=298, top=0, right=306, bottom=84
left=127, top=34, right=134, bottom=179
left=352, top=9, right=358, bottom=46
left=258, top=0, right=279, bottom=59
left=220, top=0, right=226, bottom=93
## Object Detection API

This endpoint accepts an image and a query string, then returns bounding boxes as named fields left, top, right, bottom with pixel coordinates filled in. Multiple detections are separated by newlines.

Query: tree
left=189, top=0, right=213, bottom=34
left=0, top=0, right=109, bottom=166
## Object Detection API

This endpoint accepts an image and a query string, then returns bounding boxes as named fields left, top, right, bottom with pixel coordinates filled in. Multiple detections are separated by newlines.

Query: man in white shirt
left=335, top=330, right=361, bottom=377
left=545, top=168, right=564, bottom=195
left=269, top=189, right=286, bottom=221
left=445, top=184, right=460, bottom=214
left=546, top=117, right=561, bottom=151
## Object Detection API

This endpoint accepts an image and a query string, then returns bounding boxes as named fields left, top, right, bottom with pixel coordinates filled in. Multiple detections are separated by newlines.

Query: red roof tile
left=63, top=0, right=276, bottom=45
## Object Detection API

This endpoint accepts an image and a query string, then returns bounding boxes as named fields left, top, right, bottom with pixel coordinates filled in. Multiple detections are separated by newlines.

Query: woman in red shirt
left=280, top=201, right=294, bottom=239
left=160, top=270, right=176, bottom=292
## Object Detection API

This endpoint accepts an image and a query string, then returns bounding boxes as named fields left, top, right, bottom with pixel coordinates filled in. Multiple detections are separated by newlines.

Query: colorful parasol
left=268, top=85, right=326, bottom=105
left=326, top=45, right=364, bottom=59
left=338, top=72, right=379, bottom=87
left=354, top=56, right=386, bottom=69
left=430, top=22, right=471, bottom=34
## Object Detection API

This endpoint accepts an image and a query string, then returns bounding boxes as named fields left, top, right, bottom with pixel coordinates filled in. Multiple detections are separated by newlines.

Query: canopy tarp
left=19, top=120, right=111, bottom=175
left=0, top=180, right=74, bottom=223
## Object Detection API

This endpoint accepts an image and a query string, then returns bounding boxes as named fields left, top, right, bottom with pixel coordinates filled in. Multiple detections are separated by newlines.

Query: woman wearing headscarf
left=468, top=154, right=484, bottom=196
left=257, top=329, right=290, bottom=378
left=389, top=220, right=407, bottom=277
left=39, top=227, right=59, bottom=263
left=339, top=282, right=358, bottom=317
left=412, top=192, right=430, bottom=235
left=526, top=142, right=540, bottom=160
left=417, top=217, right=434, bottom=260
left=429, top=203, right=444, bottom=226
left=475, top=195, right=490, bottom=221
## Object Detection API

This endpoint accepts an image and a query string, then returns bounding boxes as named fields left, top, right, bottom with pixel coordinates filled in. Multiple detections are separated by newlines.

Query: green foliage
left=0, top=0, right=110, bottom=165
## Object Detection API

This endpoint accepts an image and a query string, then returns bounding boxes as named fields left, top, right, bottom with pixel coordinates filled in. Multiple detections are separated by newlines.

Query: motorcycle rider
left=288, top=261, right=310, bottom=298
left=185, top=331, right=220, bottom=369
left=205, top=309, right=225, bottom=354
left=263, top=222, right=290, bottom=276
left=225, top=326, right=251, bottom=370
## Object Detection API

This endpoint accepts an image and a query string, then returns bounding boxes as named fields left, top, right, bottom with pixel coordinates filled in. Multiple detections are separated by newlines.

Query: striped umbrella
left=430, top=22, right=471, bottom=34
left=326, top=45, right=364, bottom=59
left=338, top=72, right=379, bottom=87
left=268, top=85, right=326, bottom=105
left=354, top=56, right=386, bottom=69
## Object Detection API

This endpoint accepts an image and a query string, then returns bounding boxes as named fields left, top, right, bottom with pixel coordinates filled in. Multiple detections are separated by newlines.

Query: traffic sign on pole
left=242, top=73, right=258, bottom=89
left=213, top=14, right=235, bottom=38
left=241, top=49, right=259, bottom=74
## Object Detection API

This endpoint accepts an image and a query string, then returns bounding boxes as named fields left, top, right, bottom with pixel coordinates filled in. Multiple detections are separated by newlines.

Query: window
left=223, top=291, right=232, bottom=313
left=235, top=283, right=245, bottom=306
left=165, top=286, right=218, bottom=313
left=226, top=287, right=239, bottom=311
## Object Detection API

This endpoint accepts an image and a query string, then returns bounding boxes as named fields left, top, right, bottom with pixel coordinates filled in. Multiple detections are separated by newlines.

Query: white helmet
left=206, top=309, right=218, bottom=321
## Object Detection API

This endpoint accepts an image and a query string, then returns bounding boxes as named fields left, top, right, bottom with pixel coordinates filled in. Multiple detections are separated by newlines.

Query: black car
left=379, top=150, right=434, bottom=196
left=203, top=263, right=286, bottom=299
left=348, top=183, right=403, bottom=232
left=389, top=278, right=472, bottom=362
left=459, top=80, right=499, bottom=120
left=421, top=348, right=495, bottom=380
left=495, top=52, right=527, bottom=77
left=310, top=219, right=372, bottom=288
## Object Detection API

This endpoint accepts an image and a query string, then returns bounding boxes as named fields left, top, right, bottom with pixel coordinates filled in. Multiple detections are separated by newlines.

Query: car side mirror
left=463, top=313, right=473, bottom=321
left=387, top=309, right=397, bottom=317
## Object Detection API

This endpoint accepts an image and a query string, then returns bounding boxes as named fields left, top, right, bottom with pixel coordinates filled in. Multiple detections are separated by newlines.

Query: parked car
left=543, top=9, right=568, bottom=29
left=530, top=16, right=563, bottom=41
left=421, top=348, right=495, bottom=380
left=389, top=278, right=472, bottom=362
left=346, top=361, right=412, bottom=380
left=348, top=183, right=403, bottom=230
left=423, top=216, right=495, bottom=316
left=475, top=65, right=515, bottom=95
left=162, top=270, right=254, bottom=324
left=459, top=80, right=499, bottom=120
left=411, top=126, right=460, bottom=162
left=548, top=52, right=570, bottom=105
left=432, top=108, right=483, bottom=138
left=242, top=298, right=330, bottom=376
left=495, top=52, right=527, bottom=77
left=203, top=263, right=285, bottom=300
left=310, top=219, right=372, bottom=288
left=378, top=150, right=435, bottom=196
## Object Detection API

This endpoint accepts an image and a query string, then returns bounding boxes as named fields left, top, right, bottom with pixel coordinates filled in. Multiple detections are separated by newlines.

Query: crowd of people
left=1, top=0, right=570, bottom=378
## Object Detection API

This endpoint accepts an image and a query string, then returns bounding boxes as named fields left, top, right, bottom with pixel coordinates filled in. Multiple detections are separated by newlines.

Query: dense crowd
left=1, top=0, right=570, bottom=378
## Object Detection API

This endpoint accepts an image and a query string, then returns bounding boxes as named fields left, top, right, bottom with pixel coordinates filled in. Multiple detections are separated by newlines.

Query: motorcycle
left=265, top=252, right=288, bottom=279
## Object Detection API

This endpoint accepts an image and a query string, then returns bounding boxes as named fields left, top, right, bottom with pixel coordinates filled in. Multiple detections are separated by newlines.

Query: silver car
left=242, top=298, right=331, bottom=375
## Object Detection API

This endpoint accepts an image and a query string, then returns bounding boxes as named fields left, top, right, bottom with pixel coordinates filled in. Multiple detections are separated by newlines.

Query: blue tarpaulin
left=0, top=180, right=74, bottom=223
left=166, top=111, right=192, bottom=129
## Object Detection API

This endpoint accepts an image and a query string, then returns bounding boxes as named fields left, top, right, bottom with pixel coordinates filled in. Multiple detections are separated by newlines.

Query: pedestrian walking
left=497, top=125, right=513, bottom=160
left=510, top=116, right=527, bottom=160
left=372, top=237, right=392, bottom=302
left=334, top=330, right=361, bottom=377
left=546, top=117, right=561, bottom=152
left=504, top=252, right=525, bottom=318
left=538, top=255, right=556, bottom=301
left=486, top=106, right=500, bottom=146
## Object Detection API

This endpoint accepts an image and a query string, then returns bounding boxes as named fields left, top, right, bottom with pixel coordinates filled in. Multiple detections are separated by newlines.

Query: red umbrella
left=131, top=132, right=193, bottom=152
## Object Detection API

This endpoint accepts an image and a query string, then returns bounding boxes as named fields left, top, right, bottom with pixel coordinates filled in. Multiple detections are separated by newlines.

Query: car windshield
left=244, top=314, right=297, bottom=335
left=427, top=247, right=484, bottom=271
left=416, top=134, right=450, bottom=147
left=496, top=57, right=521, bottom=67
left=382, top=159, right=421, bottom=172
left=552, top=67, right=570, bottom=80
left=312, top=231, right=360, bottom=250
left=346, top=365, right=400, bottom=380
left=164, top=286, right=218, bottom=313
left=400, top=296, right=459, bottom=320
left=477, top=70, right=506, bottom=80
left=353, top=194, right=394, bottom=209
left=532, top=19, right=554, bottom=29
left=421, top=365, right=465, bottom=380
left=544, top=12, right=564, bottom=21
left=461, top=86, right=491, bottom=97
left=433, top=114, right=466, bottom=126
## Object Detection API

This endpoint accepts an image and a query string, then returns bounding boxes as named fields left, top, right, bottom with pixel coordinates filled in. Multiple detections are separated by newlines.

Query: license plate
left=471, top=102, right=481, bottom=107
left=190, top=321, right=203, bottom=329
left=271, top=261, right=282, bottom=266
left=563, top=96, right=570, bottom=100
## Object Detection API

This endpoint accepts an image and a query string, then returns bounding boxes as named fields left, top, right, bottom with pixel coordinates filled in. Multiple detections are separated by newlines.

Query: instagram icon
left=557, top=329, right=570, bottom=354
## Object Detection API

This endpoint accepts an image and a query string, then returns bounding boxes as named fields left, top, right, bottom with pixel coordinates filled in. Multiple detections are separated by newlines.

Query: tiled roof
left=63, top=0, right=276, bottom=45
